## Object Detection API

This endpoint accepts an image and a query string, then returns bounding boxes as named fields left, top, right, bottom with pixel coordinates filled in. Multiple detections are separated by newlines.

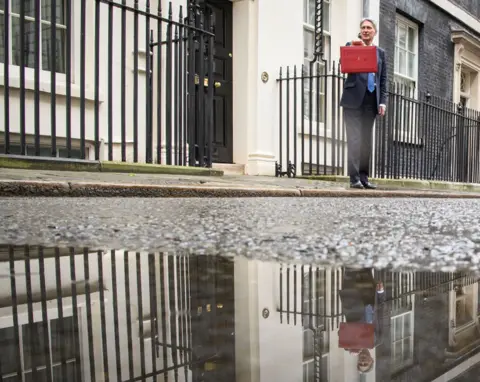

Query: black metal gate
left=146, top=0, right=217, bottom=167
left=1, top=0, right=215, bottom=167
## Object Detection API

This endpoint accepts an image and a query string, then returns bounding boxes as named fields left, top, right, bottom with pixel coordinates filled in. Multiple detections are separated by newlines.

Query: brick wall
left=374, top=271, right=450, bottom=381
left=379, top=0, right=456, bottom=98
left=375, top=273, right=480, bottom=381
left=392, top=293, right=450, bottom=381
left=374, top=282, right=452, bottom=381
left=376, top=0, right=480, bottom=180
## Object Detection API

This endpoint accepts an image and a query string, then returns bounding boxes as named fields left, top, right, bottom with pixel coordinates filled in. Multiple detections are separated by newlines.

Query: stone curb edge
left=301, top=175, right=480, bottom=193
left=0, top=155, right=224, bottom=177
left=1, top=180, right=480, bottom=198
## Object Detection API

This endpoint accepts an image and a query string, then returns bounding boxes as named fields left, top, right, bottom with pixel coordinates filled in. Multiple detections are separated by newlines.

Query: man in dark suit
left=340, top=18, right=388, bottom=189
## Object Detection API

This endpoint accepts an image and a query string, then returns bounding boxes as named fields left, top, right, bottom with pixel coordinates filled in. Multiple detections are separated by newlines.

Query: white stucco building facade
left=2, top=0, right=480, bottom=175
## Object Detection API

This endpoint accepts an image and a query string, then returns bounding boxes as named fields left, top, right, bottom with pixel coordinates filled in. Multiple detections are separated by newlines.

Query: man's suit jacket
left=340, top=42, right=388, bottom=114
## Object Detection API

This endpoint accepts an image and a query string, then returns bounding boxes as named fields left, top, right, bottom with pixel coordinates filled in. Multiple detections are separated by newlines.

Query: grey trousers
left=344, top=92, right=377, bottom=183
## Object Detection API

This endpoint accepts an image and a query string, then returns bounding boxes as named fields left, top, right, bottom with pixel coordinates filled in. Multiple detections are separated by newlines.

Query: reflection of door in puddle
left=198, top=0, right=233, bottom=164
left=189, top=256, right=235, bottom=381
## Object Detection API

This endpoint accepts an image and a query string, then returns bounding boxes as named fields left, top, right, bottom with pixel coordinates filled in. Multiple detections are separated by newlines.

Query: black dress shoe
left=362, top=181, right=377, bottom=189
left=350, top=181, right=364, bottom=189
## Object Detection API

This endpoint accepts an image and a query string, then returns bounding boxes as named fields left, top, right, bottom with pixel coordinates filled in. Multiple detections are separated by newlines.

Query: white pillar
left=234, top=259, right=304, bottom=382
left=232, top=0, right=258, bottom=169
left=234, top=257, right=261, bottom=382
left=233, top=0, right=303, bottom=175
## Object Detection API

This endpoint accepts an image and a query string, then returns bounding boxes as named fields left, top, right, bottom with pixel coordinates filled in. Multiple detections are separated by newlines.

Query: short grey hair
left=360, top=17, right=377, bottom=31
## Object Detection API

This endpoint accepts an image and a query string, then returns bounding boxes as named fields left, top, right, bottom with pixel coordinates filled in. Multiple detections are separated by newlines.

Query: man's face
left=360, top=21, right=376, bottom=43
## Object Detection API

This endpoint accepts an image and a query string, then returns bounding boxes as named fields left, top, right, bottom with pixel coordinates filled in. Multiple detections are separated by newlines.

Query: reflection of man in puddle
left=338, top=269, right=386, bottom=374
left=357, top=348, right=374, bottom=373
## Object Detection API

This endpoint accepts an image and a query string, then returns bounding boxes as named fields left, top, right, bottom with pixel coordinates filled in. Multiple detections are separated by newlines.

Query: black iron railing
left=276, top=62, right=346, bottom=178
left=1, top=0, right=215, bottom=167
left=278, top=265, right=343, bottom=329
left=374, top=85, right=480, bottom=183
left=276, top=63, right=480, bottom=183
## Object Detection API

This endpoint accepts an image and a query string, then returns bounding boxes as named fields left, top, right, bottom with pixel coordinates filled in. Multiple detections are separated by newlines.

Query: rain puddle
left=0, top=245, right=479, bottom=381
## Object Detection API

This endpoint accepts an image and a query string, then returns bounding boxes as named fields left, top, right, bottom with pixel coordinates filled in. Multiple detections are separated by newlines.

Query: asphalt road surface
left=1, top=197, right=480, bottom=271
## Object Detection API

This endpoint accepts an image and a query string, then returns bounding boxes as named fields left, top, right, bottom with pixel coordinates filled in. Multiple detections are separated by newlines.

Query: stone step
left=212, top=163, right=245, bottom=176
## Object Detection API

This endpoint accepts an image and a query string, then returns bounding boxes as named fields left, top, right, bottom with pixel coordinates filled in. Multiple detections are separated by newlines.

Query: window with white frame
left=393, top=15, right=419, bottom=143
left=390, top=312, right=414, bottom=373
left=303, top=0, right=331, bottom=123
left=0, top=317, right=80, bottom=381
left=394, top=15, right=418, bottom=91
left=0, top=0, right=67, bottom=73
left=477, top=282, right=480, bottom=316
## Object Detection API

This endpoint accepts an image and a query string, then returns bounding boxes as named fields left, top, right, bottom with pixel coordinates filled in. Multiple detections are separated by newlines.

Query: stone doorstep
left=0, top=155, right=224, bottom=177
left=211, top=163, right=245, bottom=176
left=300, top=175, right=480, bottom=193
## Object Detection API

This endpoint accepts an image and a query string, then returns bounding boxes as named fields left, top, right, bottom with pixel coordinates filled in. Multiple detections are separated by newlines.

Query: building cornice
left=429, top=0, right=480, bottom=34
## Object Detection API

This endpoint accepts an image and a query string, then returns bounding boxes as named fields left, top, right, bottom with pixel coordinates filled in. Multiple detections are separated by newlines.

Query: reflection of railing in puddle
left=277, top=265, right=344, bottom=330
left=0, top=246, right=235, bottom=382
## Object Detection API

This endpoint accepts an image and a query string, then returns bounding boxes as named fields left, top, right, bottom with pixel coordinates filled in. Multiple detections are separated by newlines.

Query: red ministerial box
left=340, top=45, right=378, bottom=74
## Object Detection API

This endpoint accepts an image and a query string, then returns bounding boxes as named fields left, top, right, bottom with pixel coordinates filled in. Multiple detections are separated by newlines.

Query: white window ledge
left=300, top=119, right=347, bottom=142
left=392, top=134, right=422, bottom=146
left=0, top=292, right=101, bottom=326
left=455, top=320, right=477, bottom=333
left=0, top=74, right=103, bottom=103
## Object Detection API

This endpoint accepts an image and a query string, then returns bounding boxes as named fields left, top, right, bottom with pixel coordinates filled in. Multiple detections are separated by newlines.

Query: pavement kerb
left=0, top=155, right=224, bottom=177
left=2, top=180, right=480, bottom=198
left=300, top=175, right=480, bottom=193
left=298, top=189, right=480, bottom=198
left=0, top=180, right=301, bottom=197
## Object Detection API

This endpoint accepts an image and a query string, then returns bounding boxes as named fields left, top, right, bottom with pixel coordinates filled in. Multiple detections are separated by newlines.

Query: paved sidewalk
left=0, top=167, right=346, bottom=189
left=1, top=168, right=480, bottom=197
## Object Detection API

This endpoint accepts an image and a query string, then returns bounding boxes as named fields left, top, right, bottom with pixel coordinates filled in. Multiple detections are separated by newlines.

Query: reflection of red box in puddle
left=338, top=322, right=375, bottom=349
left=340, top=46, right=378, bottom=74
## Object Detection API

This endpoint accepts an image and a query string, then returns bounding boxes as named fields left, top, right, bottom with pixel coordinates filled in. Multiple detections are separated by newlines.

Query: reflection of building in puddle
left=0, top=246, right=480, bottom=382
left=0, top=246, right=235, bottom=382
left=274, top=264, right=480, bottom=382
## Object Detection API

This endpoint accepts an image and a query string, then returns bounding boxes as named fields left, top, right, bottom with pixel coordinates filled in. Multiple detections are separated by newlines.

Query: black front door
left=189, top=256, right=235, bottom=381
left=204, top=0, right=233, bottom=163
